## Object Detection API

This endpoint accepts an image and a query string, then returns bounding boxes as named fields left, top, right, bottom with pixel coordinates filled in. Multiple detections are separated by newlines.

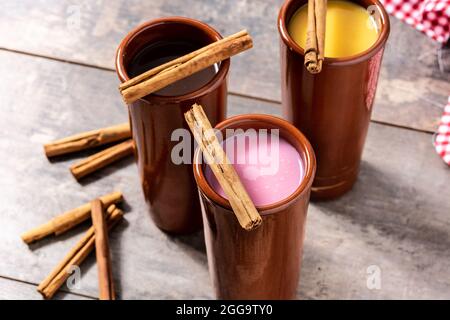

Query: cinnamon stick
left=44, top=123, right=131, bottom=158
left=119, top=30, right=253, bottom=104
left=70, top=139, right=134, bottom=180
left=38, top=204, right=123, bottom=299
left=21, top=191, right=123, bottom=244
left=184, top=104, right=262, bottom=231
left=91, top=199, right=115, bottom=300
left=304, top=0, right=327, bottom=74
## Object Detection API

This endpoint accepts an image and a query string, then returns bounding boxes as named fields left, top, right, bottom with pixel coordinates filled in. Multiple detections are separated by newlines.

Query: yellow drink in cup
left=288, top=0, right=379, bottom=58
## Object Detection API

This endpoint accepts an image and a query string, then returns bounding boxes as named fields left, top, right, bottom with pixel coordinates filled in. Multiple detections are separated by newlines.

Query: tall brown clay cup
left=116, top=17, right=230, bottom=234
left=278, top=0, right=390, bottom=200
left=193, top=114, right=316, bottom=299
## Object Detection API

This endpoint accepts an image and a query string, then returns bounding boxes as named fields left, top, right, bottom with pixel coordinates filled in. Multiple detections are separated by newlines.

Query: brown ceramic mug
left=278, top=0, right=390, bottom=200
left=116, top=17, right=230, bottom=234
left=193, top=114, right=316, bottom=299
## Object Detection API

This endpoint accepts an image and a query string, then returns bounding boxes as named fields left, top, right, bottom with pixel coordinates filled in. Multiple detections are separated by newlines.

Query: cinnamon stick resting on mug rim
left=184, top=104, right=262, bottom=231
left=44, top=122, right=131, bottom=158
left=20, top=191, right=123, bottom=244
left=304, top=0, right=327, bottom=74
left=119, top=30, right=253, bottom=104
left=38, top=204, right=123, bottom=299
left=70, top=139, right=134, bottom=180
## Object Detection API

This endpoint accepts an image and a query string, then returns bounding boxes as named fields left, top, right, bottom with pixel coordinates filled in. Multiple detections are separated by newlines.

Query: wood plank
left=300, top=124, right=450, bottom=299
left=0, top=49, right=277, bottom=299
left=0, top=1, right=448, bottom=132
left=1, top=50, right=449, bottom=299
left=373, top=18, right=450, bottom=132
left=0, top=277, right=93, bottom=300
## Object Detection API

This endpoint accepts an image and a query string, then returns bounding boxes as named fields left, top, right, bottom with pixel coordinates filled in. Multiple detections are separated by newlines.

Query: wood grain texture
left=185, top=104, right=262, bottom=231
left=1, top=49, right=449, bottom=299
left=300, top=125, right=450, bottom=299
left=119, top=30, right=253, bottom=104
left=0, top=277, right=92, bottom=300
left=70, top=140, right=134, bottom=180
left=0, top=1, right=448, bottom=132
left=373, top=18, right=450, bottom=132
left=91, top=199, right=115, bottom=300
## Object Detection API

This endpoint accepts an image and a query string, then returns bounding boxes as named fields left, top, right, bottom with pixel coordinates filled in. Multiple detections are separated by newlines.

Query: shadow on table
left=168, top=231, right=207, bottom=254
left=108, top=217, right=129, bottom=299
left=313, top=160, right=450, bottom=254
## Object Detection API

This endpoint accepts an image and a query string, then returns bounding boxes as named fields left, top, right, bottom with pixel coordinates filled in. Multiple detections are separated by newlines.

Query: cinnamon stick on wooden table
left=91, top=199, right=115, bottom=300
left=119, top=30, right=253, bottom=104
left=21, top=191, right=123, bottom=244
left=38, top=204, right=123, bottom=299
left=184, top=104, right=262, bottom=231
left=44, top=122, right=131, bottom=158
left=305, top=0, right=327, bottom=74
left=70, top=139, right=134, bottom=180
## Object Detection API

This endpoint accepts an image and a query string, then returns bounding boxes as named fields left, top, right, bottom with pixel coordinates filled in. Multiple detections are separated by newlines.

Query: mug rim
left=278, top=0, right=391, bottom=66
left=115, top=16, right=230, bottom=103
left=193, top=114, right=316, bottom=215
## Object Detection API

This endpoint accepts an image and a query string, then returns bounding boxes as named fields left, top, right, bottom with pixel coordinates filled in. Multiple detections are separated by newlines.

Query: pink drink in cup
left=204, top=130, right=304, bottom=206
left=194, top=114, right=316, bottom=299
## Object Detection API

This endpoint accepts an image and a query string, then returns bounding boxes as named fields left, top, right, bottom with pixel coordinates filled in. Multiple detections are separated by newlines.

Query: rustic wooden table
left=1, top=0, right=449, bottom=300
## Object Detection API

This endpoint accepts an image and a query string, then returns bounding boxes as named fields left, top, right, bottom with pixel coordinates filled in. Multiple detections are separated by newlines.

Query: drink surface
left=288, top=0, right=379, bottom=58
left=128, top=40, right=218, bottom=96
left=205, top=131, right=304, bottom=207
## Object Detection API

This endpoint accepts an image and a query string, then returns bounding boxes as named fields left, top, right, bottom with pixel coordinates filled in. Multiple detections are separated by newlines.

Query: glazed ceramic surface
left=194, top=114, right=316, bottom=299
left=278, top=0, right=390, bottom=199
left=116, top=17, right=230, bottom=234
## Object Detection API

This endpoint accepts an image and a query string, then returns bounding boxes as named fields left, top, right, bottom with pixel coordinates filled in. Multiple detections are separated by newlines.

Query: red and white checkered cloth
left=434, top=97, right=450, bottom=165
left=380, top=0, right=450, bottom=43
left=381, top=0, right=450, bottom=165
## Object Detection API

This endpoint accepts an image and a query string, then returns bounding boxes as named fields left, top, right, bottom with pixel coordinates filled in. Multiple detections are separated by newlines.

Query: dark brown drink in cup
left=278, top=0, right=390, bottom=200
left=116, top=17, right=230, bottom=234
left=193, top=114, right=316, bottom=299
